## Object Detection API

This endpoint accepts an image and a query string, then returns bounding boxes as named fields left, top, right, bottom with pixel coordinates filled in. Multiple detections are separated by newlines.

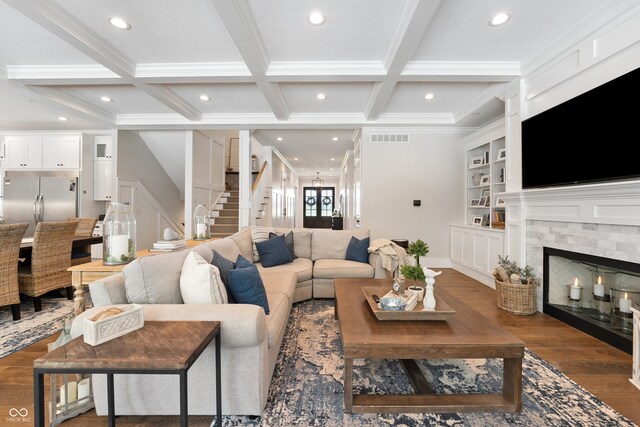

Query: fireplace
left=543, top=247, right=640, bottom=354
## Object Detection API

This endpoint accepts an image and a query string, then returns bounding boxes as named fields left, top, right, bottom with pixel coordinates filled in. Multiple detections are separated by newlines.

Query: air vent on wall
left=370, top=133, right=409, bottom=143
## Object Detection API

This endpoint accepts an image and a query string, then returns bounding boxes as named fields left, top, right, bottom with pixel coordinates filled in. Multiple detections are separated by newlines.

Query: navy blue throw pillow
left=228, top=257, right=269, bottom=314
left=211, top=250, right=236, bottom=303
left=345, top=236, right=370, bottom=263
left=269, top=231, right=296, bottom=260
left=256, top=234, right=293, bottom=267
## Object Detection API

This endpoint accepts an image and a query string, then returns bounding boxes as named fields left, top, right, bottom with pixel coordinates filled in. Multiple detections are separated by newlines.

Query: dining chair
left=0, top=222, right=29, bottom=321
left=69, top=217, right=98, bottom=266
left=18, top=220, right=79, bottom=312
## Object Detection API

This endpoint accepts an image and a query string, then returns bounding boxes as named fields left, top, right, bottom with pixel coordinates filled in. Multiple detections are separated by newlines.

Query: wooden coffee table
left=334, top=278, right=524, bottom=414
left=33, top=321, right=221, bottom=427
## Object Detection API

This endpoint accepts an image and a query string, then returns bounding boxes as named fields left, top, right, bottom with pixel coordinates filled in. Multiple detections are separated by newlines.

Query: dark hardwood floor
left=0, top=268, right=637, bottom=425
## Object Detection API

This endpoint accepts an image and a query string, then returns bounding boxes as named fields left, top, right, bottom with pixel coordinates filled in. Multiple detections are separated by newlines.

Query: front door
left=303, top=187, right=334, bottom=228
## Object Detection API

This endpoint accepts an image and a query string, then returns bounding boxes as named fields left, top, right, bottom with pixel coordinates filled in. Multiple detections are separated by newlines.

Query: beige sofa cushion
left=229, top=227, right=254, bottom=262
left=311, top=229, right=370, bottom=261
left=256, top=257, right=312, bottom=283
left=273, top=228, right=312, bottom=259
left=313, top=258, right=375, bottom=279
left=260, top=270, right=297, bottom=303
left=122, top=245, right=213, bottom=304
left=265, top=292, right=290, bottom=348
left=204, top=238, right=242, bottom=263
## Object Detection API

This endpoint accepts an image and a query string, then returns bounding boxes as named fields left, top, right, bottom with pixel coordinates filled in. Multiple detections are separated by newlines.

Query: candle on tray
left=570, top=278, right=582, bottom=300
left=619, top=292, right=632, bottom=313
left=593, top=275, right=605, bottom=298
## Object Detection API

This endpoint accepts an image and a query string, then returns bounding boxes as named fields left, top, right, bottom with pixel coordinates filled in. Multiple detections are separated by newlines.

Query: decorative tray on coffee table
left=361, top=286, right=456, bottom=321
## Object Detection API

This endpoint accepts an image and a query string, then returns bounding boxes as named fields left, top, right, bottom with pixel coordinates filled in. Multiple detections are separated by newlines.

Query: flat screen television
left=521, top=66, right=640, bottom=189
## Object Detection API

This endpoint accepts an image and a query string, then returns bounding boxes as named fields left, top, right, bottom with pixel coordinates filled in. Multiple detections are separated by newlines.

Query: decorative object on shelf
left=422, top=268, right=441, bottom=311
left=590, top=275, right=611, bottom=322
left=610, top=288, right=637, bottom=334
left=103, top=201, right=136, bottom=265
left=193, top=204, right=210, bottom=240
left=472, top=216, right=483, bottom=225
left=493, top=255, right=540, bottom=315
left=470, top=198, right=481, bottom=206
left=566, top=278, right=584, bottom=312
left=480, top=175, right=490, bottom=185
left=469, top=156, right=484, bottom=168
left=312, top=172, right=324, bottom=190
left=471, top=172, right=483, bottom=186
left=407, top=285, right=424, bottom=302
left=496, top=148, right=506, bottom=160
left=163, top=227, right=179, bottom=241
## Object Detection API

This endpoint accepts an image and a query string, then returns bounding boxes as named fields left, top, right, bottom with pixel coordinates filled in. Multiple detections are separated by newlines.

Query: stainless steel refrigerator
left=2, top=171, right=79, bottom=238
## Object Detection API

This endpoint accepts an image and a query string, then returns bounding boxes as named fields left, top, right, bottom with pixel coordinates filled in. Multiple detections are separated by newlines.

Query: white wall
left=360, top=129, right=467, bottom=267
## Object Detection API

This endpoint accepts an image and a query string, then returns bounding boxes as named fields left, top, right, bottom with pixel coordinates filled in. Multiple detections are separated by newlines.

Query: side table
left=33, top=321, right=222, bottom=427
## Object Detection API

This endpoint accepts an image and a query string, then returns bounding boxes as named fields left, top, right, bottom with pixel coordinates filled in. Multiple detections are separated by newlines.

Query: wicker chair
left=0, top=222, right=29, bottom=321
left=69, top=217, right=98, bottom=266
left=18, top=220, right=79, bottom=312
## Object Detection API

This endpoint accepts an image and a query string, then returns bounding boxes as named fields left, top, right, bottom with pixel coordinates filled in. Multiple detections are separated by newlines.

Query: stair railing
left=251, top=161, right=268, bottom=193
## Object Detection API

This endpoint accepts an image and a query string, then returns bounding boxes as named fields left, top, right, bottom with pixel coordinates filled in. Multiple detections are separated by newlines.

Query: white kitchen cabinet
left=5, top=136, right=43, bottom=169
left=93, top=159, right=112, bottom=201
left=42, top=136, right=81, bottom=169
left=94, top=136, right=112, bottom=160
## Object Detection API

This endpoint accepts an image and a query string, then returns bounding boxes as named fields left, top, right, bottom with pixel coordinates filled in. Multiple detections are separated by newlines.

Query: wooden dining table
left=68, top=238, right=215, bottom=316
left=19, top=235, right=103, bottom=257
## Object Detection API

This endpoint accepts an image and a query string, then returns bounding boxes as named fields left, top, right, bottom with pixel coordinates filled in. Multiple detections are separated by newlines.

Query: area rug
left=221, top=299, right=636, bottom=427
left=0, top=294, right=91, bottom=359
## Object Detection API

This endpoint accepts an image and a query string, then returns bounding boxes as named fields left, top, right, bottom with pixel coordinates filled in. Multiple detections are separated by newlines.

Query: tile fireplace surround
left=503, top=180, right=640, bottom=351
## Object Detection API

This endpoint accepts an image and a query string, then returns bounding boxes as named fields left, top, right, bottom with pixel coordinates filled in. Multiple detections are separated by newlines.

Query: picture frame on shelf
left=496, top=197, right=505, bottom=206
left=472, top=216, right=483, bottom=225
left=481, top=189, right=490, bottom=197
left=469, top=156, right=484, bottom=168
left=470, top=198, right=481, bottom=206
left=496, top=148, right=506, bottom=161
left=479, top=196, right=489, bottom=207
left=479, top=175, right=490, bottom=185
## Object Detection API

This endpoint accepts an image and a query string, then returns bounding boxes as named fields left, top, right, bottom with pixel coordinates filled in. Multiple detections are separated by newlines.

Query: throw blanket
left=368, top=239, right=412, bottom=275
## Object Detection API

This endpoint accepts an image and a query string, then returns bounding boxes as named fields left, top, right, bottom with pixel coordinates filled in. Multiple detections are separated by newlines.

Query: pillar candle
left=593, top=276, right=605, bottom=297
left=196, top=223, right=206, bottom=237
left=77, top=378, right=91, bottom=401
left=619, top=292, right=632, bottom=313
left=110, top=234, right=129, bottom=258
left=59, top=381, right=77, bottom=405
left=570, top=278, right=581, bottom=300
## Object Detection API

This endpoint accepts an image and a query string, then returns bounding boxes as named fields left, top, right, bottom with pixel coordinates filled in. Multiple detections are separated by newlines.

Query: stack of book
left=149, top=239, right=187, bottom=252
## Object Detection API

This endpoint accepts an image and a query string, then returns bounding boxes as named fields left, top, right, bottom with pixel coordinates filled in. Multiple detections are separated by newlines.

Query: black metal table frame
left=33, top=333, right=222, bottom=427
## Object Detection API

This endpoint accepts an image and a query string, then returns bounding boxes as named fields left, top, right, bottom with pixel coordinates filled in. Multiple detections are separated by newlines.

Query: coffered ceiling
left=0, top=0, right=626, bottom=177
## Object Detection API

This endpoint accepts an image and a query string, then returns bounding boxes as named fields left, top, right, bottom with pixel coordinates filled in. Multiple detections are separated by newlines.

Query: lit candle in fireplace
left=593, top=276, right=605, bottom=297
left=619, top=292, right=632, bottom=313
left=570, top=278, right=582, bottom=300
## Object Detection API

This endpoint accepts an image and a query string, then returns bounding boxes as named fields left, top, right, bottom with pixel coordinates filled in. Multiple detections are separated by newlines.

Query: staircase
left=210, top=188, right=239, bottom=238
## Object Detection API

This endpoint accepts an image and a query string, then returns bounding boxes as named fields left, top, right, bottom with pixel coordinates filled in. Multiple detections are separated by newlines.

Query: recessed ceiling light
left=58, top=116, right=68, bottom=121
left=294, top=158, right=299, bottom=161
left=316, top=93, right=326, bottom=100
left=199, top=95, right=211, bottom=101
left=332, top=137, right=338, bottom=141
left=99, top=96, right=112, bottom=102
left=277, top=137, right=283, bottom=141
left=424, top=93, right=435, bottom=100
left=489, top=12, right=510, bottom=27
left=108, top=16, right=131, bottom=30
left=308, top=11, right=326, bottom=26
left=472, top=112, right=480, bottom=116
left=330, top=158, right=335, bottom=161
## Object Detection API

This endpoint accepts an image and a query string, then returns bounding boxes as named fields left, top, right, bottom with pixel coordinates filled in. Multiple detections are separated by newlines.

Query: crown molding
left=362, top=125, right=475, bottom=135
left=375, top=112, right=455, bottom=125
left=136, top=62, right=251, bottom=78
left=453, top=83, right=506, bottom=122
left=6, top=64, right=121, bottom=84
left=402, top=61, right=520, bottom=80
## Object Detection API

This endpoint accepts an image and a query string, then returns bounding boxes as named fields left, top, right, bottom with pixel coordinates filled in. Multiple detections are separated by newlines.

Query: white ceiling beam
left=365, top=0, right=444, bottom=121
left=3, top=0, right=202, bottom=121
left=17, top=84, right=116, bottom=126
left=209, top=0, right=289, bottom=120
left=453, top=83, right=507, bottom=123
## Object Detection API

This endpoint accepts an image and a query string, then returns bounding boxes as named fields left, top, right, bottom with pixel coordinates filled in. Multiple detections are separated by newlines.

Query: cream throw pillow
left=251, top=226, right=274, bottom=262
left=179, top=251, right=228, bottom=304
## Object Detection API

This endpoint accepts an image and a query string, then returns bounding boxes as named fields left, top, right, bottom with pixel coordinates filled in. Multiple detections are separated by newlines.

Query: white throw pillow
left=251, top=226, right=274, bottom=262
left=179, top=251, right=228, bottom=304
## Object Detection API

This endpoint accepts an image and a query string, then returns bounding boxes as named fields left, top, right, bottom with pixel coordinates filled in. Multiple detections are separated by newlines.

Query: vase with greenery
left=406, top=239, right=429, bottom=266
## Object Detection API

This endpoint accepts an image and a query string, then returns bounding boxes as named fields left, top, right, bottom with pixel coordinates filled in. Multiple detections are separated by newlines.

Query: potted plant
left=406, top=239, right=429, bottom=266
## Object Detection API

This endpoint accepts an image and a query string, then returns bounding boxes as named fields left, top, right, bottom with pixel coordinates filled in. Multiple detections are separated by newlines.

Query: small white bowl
left=380, top=296, right=407, bottom=311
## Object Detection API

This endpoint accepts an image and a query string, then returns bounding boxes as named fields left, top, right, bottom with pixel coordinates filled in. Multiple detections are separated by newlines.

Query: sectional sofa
left=69, top=226, right=387, bottom=417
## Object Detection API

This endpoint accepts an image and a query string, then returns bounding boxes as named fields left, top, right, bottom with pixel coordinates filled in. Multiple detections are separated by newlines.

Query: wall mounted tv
left=521, top=66, right=640, bottom=189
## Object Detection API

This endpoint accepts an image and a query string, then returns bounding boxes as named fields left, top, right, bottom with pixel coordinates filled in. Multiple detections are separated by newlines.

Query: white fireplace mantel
left=499, top=180, right=640, bottom=226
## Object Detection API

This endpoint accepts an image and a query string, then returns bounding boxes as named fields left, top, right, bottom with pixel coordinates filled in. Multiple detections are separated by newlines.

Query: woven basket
left=494, top=277, right=537, bottom=316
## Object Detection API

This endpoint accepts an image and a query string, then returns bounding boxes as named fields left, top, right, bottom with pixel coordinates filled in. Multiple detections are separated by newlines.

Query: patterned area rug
left=0, top=293, right=91, bottom=359
left=223, top=299, right=636, bottom=427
